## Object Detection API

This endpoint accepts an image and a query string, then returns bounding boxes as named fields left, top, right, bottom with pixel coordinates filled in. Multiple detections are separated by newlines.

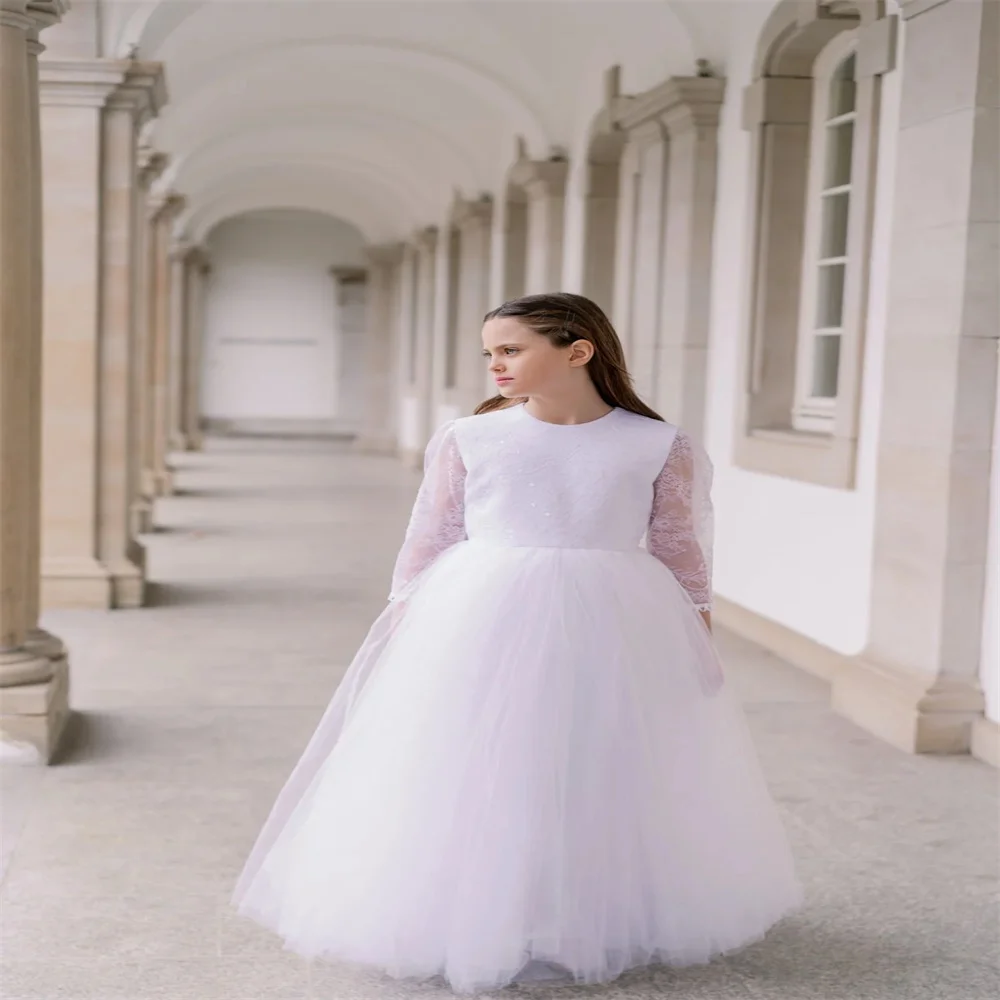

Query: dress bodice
left=389, top=404, right=714, bottom=611
left=455, top=406, right=675, bottom=551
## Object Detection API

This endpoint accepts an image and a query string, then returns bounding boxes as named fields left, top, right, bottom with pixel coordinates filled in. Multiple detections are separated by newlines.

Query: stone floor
left=1, top=437, right=998, bottom=1000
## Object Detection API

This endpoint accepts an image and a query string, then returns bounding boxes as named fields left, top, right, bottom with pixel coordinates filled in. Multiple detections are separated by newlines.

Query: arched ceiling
left=103, top=1, right=743, bottom=244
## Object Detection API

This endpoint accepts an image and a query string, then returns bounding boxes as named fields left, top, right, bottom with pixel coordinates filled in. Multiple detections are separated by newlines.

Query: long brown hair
left=475, top=292, right=663, bottom=421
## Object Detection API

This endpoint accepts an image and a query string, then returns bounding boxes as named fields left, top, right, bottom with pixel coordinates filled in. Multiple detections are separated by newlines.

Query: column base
left=971, top=716, right=1000, bottom=768
left=41, top=556, right=112, bottom=610
left=169, top=431, right=190, bottom=452
left=185, top=431, right=204, bottom=452
left=25, top=627, right=67, bottom=662
left=131, top=496, right=155, bottom=536
left=832, top=657, right=986, bottom=754
left=106, top=556, right=146, bottom=608
left=154, top=467, right=175, bottom=497
left=0, top=656, right=70, bottom=765
left=141, top=467, right=158, bottom=498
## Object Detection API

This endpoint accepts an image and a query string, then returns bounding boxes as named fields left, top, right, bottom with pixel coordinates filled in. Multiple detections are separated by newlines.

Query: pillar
left=356, top=244, right=403, bottom=454
left=330, top=266, right=368, bottom=437
left=129, top=137, right=167, bottom=535
left=521, top=160, right=567, bottom=295
left=614, top=77, right=725, bottom=433
left=656, top=80, right=725, bottom=440
left=167, top=239, right=192, bottom=453
left=38, top=58, right=165, bottom=609
left=453, top=195, right=493, bottom=416
left=399, top=228, right=437, bottom=467
left=430, top=223, right=459, bottom=426
left=0, top=0, right=70, bottom=764
left=181, top=249, right=209, bottom=452
left=833, top=0, right=999, bottom=753
left=142, top=192, right=184, bottom=505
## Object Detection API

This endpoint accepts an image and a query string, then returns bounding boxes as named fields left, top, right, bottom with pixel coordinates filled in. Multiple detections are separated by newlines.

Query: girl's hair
left=475, top=292, right=663, bottom=421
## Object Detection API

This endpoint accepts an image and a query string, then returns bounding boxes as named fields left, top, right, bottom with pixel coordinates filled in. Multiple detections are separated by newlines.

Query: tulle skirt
left=232, top=540, right=802, bottom=993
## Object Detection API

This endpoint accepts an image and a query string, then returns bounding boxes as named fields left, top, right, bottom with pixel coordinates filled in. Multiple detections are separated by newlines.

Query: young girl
left=233, top=293, right=801, bottom=993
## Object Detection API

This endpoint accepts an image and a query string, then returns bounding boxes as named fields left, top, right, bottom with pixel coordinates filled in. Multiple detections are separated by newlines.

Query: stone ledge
left=832, top=657, right=985, bottom=755
left=716, top=596, right=992, bottom=759
left=971, top=715, right=1000, bottom=768
left=41, top=556, right=112, bottom=610
left=713, top=596, right=850, bottom=682
left=0, top=657, right=70, bottom=765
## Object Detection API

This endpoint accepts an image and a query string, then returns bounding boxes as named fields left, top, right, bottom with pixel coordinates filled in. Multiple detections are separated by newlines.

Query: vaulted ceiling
left=58, top=1, right=768, bottom=242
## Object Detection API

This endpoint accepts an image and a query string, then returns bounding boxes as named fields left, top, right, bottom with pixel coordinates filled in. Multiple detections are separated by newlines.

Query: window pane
left=824, top=120, right=854, bottom=189
left=820, top=191, right=850, bottom=259
left=828, top=54, right=857, bottom=118
left=811, top=334, right=842, bottom=399
left=815, top=262, right=846, bottom=328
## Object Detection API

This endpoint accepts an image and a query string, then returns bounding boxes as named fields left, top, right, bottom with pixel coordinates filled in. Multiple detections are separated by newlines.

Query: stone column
left=0, top=0, right=70, bottom=764
left=430, top=224, right=459, bottom=425
left=611, top=121, right=670, bottom=402
left=614, top=77, right=725, bottom=432
left=357, top=244, right=403, bottom=453
left=38, top=59, right=165, bottom=609
left=399, top=227, right=438, bottom=467
left=656, top=80, right=725, bottom=440
left=454, top=195, right=494, bottom=416
left=833, top=0, right=999, bottom=753
left=166, top=240, right=192, bottom=453
left=23, top=12, right=64, bottom=658
left=181, top=249, right=209, bottom=452
left=330, top=266, right=368, bottom=437
left=143, top=193, right=184, bottom=503
left=523, top=161, right=567, bottom=295
left=129, top=139, right=167, bottom=535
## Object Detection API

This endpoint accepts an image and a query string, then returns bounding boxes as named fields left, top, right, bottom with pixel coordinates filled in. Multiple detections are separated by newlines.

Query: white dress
left=232, top=404, right=802, bottom=994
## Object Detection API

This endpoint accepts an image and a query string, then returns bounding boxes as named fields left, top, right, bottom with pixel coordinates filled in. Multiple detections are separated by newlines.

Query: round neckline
left=519, top=402, right=618, bottom=428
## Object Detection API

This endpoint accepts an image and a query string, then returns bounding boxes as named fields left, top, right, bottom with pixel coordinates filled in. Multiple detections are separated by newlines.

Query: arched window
left=795, top=42, right=858, bottom=432
left=735, top=1, right=897, bottom=488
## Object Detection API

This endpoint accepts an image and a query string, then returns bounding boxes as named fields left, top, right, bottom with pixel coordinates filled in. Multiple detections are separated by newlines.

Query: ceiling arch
left=182, top=164, right=417, bottom=245
left=116, top=0, right=726, bottom=243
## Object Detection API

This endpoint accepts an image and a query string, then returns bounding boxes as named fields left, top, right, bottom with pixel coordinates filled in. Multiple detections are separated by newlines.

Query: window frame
left=793, top=33, right=861, bottom=434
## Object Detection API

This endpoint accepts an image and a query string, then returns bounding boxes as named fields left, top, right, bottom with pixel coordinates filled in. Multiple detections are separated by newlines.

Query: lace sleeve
left=646, top=429, right=714, bottom=612
left=388, top=421, right=467, bottom=602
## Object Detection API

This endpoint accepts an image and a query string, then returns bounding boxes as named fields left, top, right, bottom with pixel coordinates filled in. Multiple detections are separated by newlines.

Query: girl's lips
left=495, top=377, right=514, bottom=384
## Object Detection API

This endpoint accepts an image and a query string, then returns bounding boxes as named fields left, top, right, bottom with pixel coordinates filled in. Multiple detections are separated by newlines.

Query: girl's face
left=481, top=317, right=592, bottom=398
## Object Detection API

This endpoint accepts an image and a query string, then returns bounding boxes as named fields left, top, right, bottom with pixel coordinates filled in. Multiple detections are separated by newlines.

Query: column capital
left=0, top=4, right=34, bottom=32
left=39, top=59, right=166, bottom=118
left=168, top=238, right=196, bottom=262
left=366, top=242, right=405, bottom=267
left=107, top=61, right=168, bottom=124
left=138, top=144, right=169, bottom=187
left=618, top=76, right=726, bottom=138
left=149, top=191, right=185, bottom=224
left=329, top=266, right=368, bottom=284
left=508, top=157, right=568, bottom=198
left=451, top=192, right=494, bottom=230
left=414, top=226, right=439, bottom=252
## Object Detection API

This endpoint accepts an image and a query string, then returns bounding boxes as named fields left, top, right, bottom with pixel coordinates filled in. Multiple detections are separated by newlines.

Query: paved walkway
left=1, top=438, right=997, bottom=1000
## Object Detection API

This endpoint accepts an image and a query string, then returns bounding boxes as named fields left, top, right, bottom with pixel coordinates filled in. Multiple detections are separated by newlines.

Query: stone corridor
left=1, top=439, right=997, bottom=1000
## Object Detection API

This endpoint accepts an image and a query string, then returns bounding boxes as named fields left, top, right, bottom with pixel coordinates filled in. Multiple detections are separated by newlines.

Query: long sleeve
left=646, top=429, right=714, bottom=612
left=388, top=421, right=467, bottom=602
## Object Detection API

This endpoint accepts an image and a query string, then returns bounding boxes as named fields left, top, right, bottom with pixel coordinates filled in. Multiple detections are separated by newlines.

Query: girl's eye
left=504, top=348, right=518, bottom=356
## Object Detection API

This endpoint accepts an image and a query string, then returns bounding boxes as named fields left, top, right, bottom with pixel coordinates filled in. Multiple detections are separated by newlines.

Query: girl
left=233, top=292, right=801, bottom=993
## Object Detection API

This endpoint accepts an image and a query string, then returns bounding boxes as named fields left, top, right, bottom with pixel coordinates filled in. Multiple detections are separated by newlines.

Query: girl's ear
left=568, top=339, right=595, bottom=367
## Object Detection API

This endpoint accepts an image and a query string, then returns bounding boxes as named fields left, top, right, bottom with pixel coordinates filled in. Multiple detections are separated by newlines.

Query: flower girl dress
left=233, top=404, right=802, bottom=993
